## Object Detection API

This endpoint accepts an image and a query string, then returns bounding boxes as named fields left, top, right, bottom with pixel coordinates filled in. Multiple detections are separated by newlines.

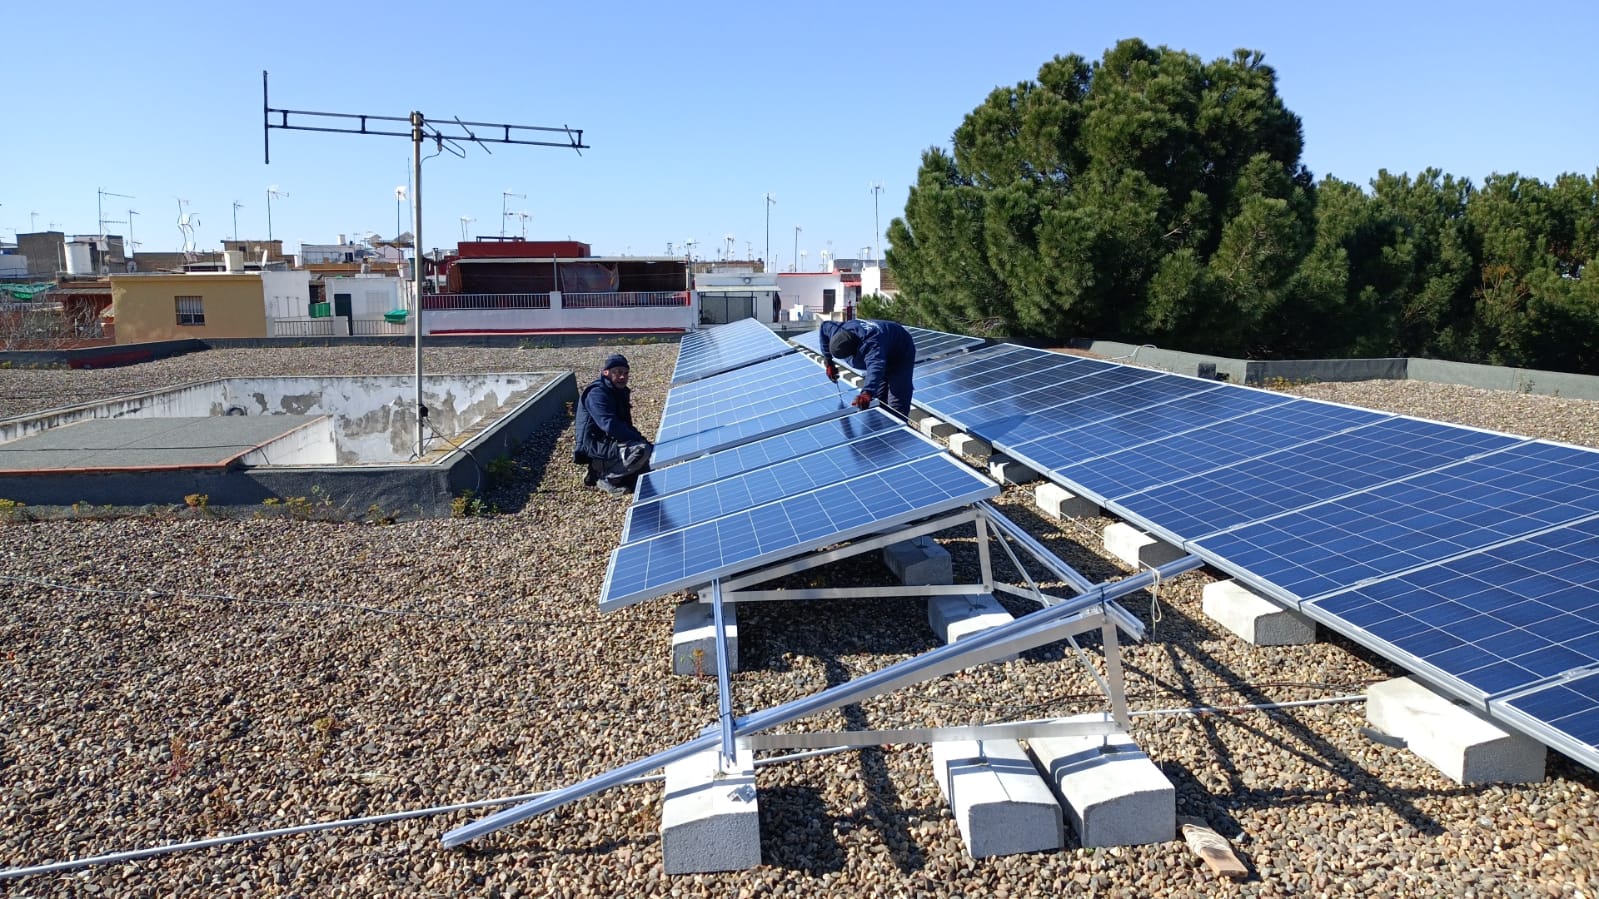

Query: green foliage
left=0, top=498, right=27, bottom=522
left=451, top=490, right=497, bottom=518
left=883, top=37, right=1599, bottom=374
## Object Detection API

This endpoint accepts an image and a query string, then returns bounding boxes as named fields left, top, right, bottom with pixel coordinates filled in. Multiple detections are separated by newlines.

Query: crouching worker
left=573, top=353, right=653, bottom=495
left=819, top=318, right=917, bottom=417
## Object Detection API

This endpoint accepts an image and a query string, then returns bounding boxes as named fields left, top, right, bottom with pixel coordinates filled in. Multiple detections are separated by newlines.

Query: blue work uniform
left=574, top=374, right=651, bottom=487
left=820, top=318, right=916, bottom=416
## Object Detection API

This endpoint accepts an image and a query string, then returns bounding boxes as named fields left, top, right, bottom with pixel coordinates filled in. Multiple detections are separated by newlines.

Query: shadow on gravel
left=478, top=417, right=571, bottom=515
left=758, top=786, right=845, bottom=873
left=1126, top=604, right=1450, bottom=839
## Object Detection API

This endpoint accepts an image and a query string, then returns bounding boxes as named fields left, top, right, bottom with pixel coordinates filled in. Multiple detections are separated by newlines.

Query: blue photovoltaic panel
left=1498, top=669, right=1599, bottom=756
left=915, top=348, right=1096, bottom=407
left=1192, top=441, right=1599, bottom=605
left=904, top=326, right=986, bottom=362
left=672, top=318, right=794, bottom=385
left=636, top=409, right=903, bottom=501
left=661, top=352, right=820, bottom=411
left=937, top=372, right=1218, bottom=448
left=1114, top=417, right=1527, bottom=542
left=600, top=452, right=999, bottom=610
left=655, top=354, right=849, bottom=465
left=1003, top=385, right=1294, bottom=478
left=789, top=325, right=985, bottom=364
left=1036, top=398, right=1390, bottom=505
left=624, top=425, right=944, bottom=543
left=1304, top=516, right=1599, bottom=704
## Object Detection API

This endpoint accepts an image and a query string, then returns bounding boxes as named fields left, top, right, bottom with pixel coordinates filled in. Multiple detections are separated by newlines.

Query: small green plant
left=0, top=498, right=27, bottom=522
left=365, top=503, right=396, bottom=525
left=451, top=490, right=496, bottom=518
left=184, top=493, right=210, bottom=515
left=487, top=455, right=517, bottom=481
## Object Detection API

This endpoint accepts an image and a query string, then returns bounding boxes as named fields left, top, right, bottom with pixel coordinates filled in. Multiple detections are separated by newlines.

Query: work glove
left=824, top=361, right=839, bottom=383
left=852, top=390, right=873, bottom=410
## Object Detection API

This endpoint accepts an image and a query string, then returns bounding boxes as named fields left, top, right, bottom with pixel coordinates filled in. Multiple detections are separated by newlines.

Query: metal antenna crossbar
left=260, top=70, right=587, bottom=457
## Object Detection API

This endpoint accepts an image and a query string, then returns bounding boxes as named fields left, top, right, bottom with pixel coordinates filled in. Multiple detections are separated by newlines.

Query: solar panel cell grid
left=636, top=410, right=902, bottom=501
left=672, top=319, right=795, bottom=385
left=625, top=426, right=942, bottom=542
left=601, top=453, right=998, bottom=609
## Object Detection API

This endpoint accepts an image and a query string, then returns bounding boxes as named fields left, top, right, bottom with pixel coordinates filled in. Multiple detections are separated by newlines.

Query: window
left=175, top=295, right=205, bottom=326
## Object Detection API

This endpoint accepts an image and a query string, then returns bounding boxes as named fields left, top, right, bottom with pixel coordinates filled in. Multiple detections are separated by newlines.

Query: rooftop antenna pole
left=127, top=209, right=139, bottom=256
left=266, top=186, right=288, bottom=242
left=262, top=69, right=588, bottom=458
left=763, top=193, right=775, bottom=271
left=501, top=190, right=525, bottom=238
left=231, top=201, right=244, bottom=242
left=870, top=181, right=883, bottom=265
left=793, top=225, right=801, bottom=273
left=97, top=187, right=134, bottom=239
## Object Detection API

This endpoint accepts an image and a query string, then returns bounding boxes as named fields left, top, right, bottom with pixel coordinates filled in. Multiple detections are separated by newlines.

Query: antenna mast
left=262, top=69, right=588, bottom=458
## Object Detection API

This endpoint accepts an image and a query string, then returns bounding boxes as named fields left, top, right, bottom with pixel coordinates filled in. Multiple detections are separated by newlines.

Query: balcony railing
left=350, top=318, right=410, bottom=336
left=421, top=293, right=551, bottom=310
left=562, top=291, right=688, bottom=309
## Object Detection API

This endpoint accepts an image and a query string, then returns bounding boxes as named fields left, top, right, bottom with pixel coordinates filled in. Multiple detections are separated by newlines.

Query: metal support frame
left=441, top=554, right=1204, bottom=847
left=717, top=508, right=984, bottom=595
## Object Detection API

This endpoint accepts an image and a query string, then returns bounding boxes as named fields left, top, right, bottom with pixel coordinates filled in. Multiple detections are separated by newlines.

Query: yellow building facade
left=109, top=273, right=269, bottom=343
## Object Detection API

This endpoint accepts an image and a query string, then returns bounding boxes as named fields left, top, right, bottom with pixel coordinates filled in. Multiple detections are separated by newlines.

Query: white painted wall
left=423, top=302, right=696, bottom=334
left=262, top=270, right=313, bottom=319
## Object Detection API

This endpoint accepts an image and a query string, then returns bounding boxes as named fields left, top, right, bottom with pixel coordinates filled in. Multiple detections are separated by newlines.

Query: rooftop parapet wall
left=1073, top=340, right=1599, bottom=401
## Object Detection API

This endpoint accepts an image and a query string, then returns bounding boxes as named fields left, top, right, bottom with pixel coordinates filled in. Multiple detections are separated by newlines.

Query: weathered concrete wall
left=1408, top=358, right=1599, bottom=400
left=238, top=418, right=338, bottom=465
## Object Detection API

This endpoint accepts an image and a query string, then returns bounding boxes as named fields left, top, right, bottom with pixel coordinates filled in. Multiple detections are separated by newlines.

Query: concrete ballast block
left=949, top=432, right=991, bottom=459
left=883, top=538, right=953, bottom=586
left=1029, top=716, right=1176, bottom=847
left=1034, top=482, right=1099, bottom=520
left=919, top=416, right=958, bottom=440
left=672, top=601, right=738, bottom=676
left=660, top=746, right=761, bottom=874
left=932, top=739, right=1064, bottom=858
left=1103, top=522, right=1184, bottom=569
left=987, top=454, right=1036, bottom=484
left=928, top=592, right=1016, bottom=661
left=1201, top=579, right=1316, bottom=645
left=1366, top=677, right=1546, bottom=784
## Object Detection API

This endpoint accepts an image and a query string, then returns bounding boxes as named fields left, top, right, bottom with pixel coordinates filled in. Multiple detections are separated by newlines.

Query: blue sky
left=2, top=0, right=1593, bottom=271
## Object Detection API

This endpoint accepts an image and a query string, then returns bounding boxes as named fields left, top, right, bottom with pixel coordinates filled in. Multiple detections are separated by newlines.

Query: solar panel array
left=789, top=324, right=985, bottom=364
left=671, top=317, right=794, bottom=385
left=907, top=341, right=1599, bottom=771
left=605, top=408, right=998, bottom=610
left=653, top=353, right=851, bottom=465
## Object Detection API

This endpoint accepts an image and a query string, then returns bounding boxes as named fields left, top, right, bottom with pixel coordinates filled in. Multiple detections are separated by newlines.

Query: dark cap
left=828, top=329, right=860, bottom=359
left=603, top=353, right=630, bottom=371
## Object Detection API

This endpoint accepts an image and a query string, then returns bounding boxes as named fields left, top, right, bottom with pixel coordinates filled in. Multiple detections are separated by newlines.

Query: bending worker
left=819, top=318, right=916, bottom=417
left=574, top=353, right=653, bottom=495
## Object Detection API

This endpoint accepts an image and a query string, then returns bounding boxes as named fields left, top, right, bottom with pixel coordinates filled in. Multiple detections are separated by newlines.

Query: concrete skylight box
left=0, top=372, right=575, bottom=518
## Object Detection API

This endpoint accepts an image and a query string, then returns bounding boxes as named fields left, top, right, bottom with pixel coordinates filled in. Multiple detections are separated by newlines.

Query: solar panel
left=636, top=409, right=904, bottom=502
left=1498, top=668, right=1599, bottom=763
left=1303, top=515, right=1599, bottom=704
left=672, top=318, right=795, bottom=385
left=1191, top=441, right=1599, bottom=605
left=654, top=354, right=850, bottom=465
left=625, top=424, right=945, bottom=543
left=789, top=324, right=986, bottom=365
left=1113, top=418, right=1527, bottom=542
left=1032, top=397, right=1388, bottom=505
left=600, top=451, right=999, bottom=610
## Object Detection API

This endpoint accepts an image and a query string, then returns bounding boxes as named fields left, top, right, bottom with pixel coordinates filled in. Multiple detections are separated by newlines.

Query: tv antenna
left=723, top=233, right=734, bottom=260
left=763, top=192, right=776, bottom=268
left=459, top=216, right=475, bottom=241
left=501, top=190, right=525, bottom=237
left=516, top=210, right=531, bottom=239
left=97, top=187, right=134, bottom=239
left=175, top=199, right=200, bottom=260
left=127, top=209, right=139, bottom=256
left=266, top=186, right=289, bottom=242
left=232, top=201, right=245, bottom=241
left=263, top=69, right=588, bottom=458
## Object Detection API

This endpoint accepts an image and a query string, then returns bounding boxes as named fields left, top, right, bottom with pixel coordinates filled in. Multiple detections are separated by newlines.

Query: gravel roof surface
left=2, top=345, right=1598, bottom=898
